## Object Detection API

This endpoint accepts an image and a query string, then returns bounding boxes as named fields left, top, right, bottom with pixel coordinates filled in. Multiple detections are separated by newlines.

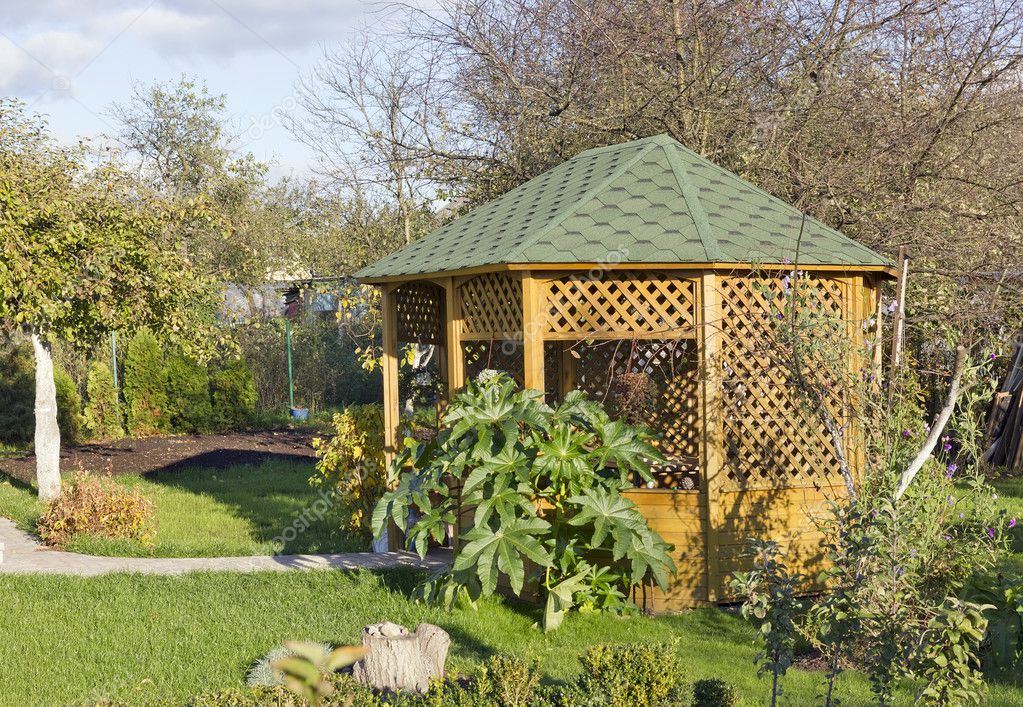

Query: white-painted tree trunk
left=32, top=332, right=61, bottom=501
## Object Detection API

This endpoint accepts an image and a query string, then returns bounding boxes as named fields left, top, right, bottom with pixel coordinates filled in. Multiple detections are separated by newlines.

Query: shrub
left=576, top=643, right=692, bottom=707
left=36, top=472, right=153, bottom=547
left=374, top=374, right=675, bottom=631
left=311, top=404, right=387, bottom=538
left=200, top=643, right=692, bottom=707
left=123, top=328, right=168, bottom=435
left=211, top=357, right=258, bottom=430
left=54, top=364, right=83, bottom=445
left=83, top=357, right=123, bottom=440
left=166, top=352, right=214, bottom=433
left=0, top=342, right=83, bottom=446
left=693, top=679, right=738, bottom=707
left=476, top=655, right=542, bottom=707
left=0, top=342, right=35, bottom=445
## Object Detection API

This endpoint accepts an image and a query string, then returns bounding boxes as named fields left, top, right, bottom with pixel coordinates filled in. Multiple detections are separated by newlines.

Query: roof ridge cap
left=664, top=142, right=722, bottom=262
left=504, top=141, right=659, bottom=262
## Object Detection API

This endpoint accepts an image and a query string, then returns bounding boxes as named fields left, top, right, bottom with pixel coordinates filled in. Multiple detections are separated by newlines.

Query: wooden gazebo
left=356, top=135, right=893, bottom=612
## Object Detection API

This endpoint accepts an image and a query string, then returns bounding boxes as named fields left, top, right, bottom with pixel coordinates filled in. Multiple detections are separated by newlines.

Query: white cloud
left=0, top=31, right=102, bottom=95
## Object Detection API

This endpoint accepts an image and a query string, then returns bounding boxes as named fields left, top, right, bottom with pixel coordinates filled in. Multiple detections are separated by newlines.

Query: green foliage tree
left=211, top=357, right=258, bottom=430
left=0, top=100, right=217, bottom=497
left=82, top=356, right=123, bottom=440
left=166, top=352, right=214, bottom=433
left=373, top=373, right=676, bottom=631
left=123, top=328, right=169, bottom=436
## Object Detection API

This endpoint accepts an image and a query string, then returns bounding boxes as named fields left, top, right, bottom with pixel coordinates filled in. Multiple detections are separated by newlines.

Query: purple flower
left=947, top=495, right=954, bottom=506
left=943, top=442, right=953, bottom=452
left=902, top=429, right=912, bottom=439
left=910, top=548, right=917, bottom=557
left=887, top=300, right=898, bottom=314
left=944, top=535, right=952, bottom=541
left=776, top=313, right=784, bottom=320
left=895, top=567, right=904, bottom=576
left=959, top=512, right=965, bottom=519
left=987, top=528, right=996, bottom=539
left=1010, top=517, right=1017, bottom=529
left=990, top=352, right=997, bottom=361
left=945, top=463, right=958, bottom=478
left=783, top=258, right=791, bottom=265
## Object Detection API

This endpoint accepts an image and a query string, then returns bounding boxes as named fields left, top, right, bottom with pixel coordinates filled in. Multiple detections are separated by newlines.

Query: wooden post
left=444, top=277, right=465, bottom=396
left=889, top=246, right=908, bottom=374
left=700, top=272, right=725, bottom=602
left=521, top=272, right=545, bottom=395
left=381, top=284, right=401, bottom=465
left=560, top=342, right=578, bottom=397
left=380, top=284, right=404, bottom=553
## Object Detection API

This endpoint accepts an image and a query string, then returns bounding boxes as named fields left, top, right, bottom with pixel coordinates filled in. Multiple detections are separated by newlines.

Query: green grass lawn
left=0, top=460, right=362, bottom=557
left=5, top=568, right=1020, bottom=707
left=992, top=477, right=1023, bottom=575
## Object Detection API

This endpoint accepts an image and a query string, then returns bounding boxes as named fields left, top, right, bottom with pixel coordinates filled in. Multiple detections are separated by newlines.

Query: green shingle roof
left=356, top=134, right=890, bottom=280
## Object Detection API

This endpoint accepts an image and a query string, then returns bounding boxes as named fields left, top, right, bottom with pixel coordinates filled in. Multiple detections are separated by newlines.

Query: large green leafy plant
left=373, top=373, right=676, bottom=631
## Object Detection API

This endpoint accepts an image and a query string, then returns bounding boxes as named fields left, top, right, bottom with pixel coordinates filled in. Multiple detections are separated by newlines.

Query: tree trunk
left=352, top=622, right=449, bottom=693
left=32, top=332, right=61, bottom=501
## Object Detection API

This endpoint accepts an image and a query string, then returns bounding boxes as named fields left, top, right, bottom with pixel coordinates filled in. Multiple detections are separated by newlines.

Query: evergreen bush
left=123, top=328, right=168, bottom=436
left=83, top=357, right=124, bottom=440
left=211, top=357, right=258, bottom=430
left=0, top=342, right=36, bottom=446
left=54, top=365, right=83, bottom=445
left=166, top=353, right=214, bottom=433
left=0, top=342, right=83, bottom=447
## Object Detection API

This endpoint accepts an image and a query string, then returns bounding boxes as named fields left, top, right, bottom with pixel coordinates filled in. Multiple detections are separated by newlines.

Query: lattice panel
left=458, top=273, right=523, bottom=339
left=542, top=271, right=697, bottom=338
left=463, top=340, right=525, bottom=385
left=575, top=339, right=701, bottom=463
left=394, top=282, right=443, bottom=345
left=718, top=274, right=848, bottom=490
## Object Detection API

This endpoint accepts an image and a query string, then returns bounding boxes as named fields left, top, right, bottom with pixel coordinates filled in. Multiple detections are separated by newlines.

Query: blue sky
left=0, top=0, right=401, bottom=178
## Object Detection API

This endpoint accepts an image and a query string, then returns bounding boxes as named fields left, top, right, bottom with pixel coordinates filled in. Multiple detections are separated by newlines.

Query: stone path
left=0, top=518, right=449, bottom=577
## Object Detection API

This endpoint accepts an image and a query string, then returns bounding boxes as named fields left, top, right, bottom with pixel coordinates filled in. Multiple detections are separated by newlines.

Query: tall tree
left=0, top=100, right=216, bottom=499
left=297, top=0, right=1023, bottom=347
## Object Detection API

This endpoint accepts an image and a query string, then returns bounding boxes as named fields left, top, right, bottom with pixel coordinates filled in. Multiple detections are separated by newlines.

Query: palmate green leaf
left=543, top=570, right=588, bottom=632
left=472, top=474, right=537, bottom=528
left=592, top=418, right=664, bottom=478
left=463, top=446, right=530, bottom=497
left=567, top=488, right=648, bottom=559
left=555, top=390, right=610, bottom=427
left=452, top=516, right=553, bottom=596
left=408, top=504, right=457, bottom=558
left=626, top=530, right=676, bottom=592
left=533, top=426, right=593, bottom=492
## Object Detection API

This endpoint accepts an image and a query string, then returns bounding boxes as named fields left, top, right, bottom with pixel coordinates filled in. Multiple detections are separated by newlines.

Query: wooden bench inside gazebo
left=356, top=134, right=894, bottom=612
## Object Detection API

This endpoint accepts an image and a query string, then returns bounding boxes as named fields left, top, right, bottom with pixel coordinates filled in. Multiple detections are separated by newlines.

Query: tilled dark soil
left=0, top=430, right=318, bottom=484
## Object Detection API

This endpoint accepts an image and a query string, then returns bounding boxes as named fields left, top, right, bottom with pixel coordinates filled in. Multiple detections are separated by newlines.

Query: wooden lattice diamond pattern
left=574, top=339, right=701, bottom=461
left=462, top=340, right=525, bottom=385
left=395, top=282, right=444, bottom=345
left=458, top=273, right=523, bottom=339
left=718, top=275, right=848, bottom=490
left=542, top=272, right=697, bottom=338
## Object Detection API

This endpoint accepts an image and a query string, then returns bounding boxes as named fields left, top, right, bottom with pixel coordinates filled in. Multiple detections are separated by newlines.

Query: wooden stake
left=889, top=246, right=908, bottom=374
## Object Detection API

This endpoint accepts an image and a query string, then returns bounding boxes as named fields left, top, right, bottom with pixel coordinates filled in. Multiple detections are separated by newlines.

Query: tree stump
left=352, top=622, right=450, bottom=693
